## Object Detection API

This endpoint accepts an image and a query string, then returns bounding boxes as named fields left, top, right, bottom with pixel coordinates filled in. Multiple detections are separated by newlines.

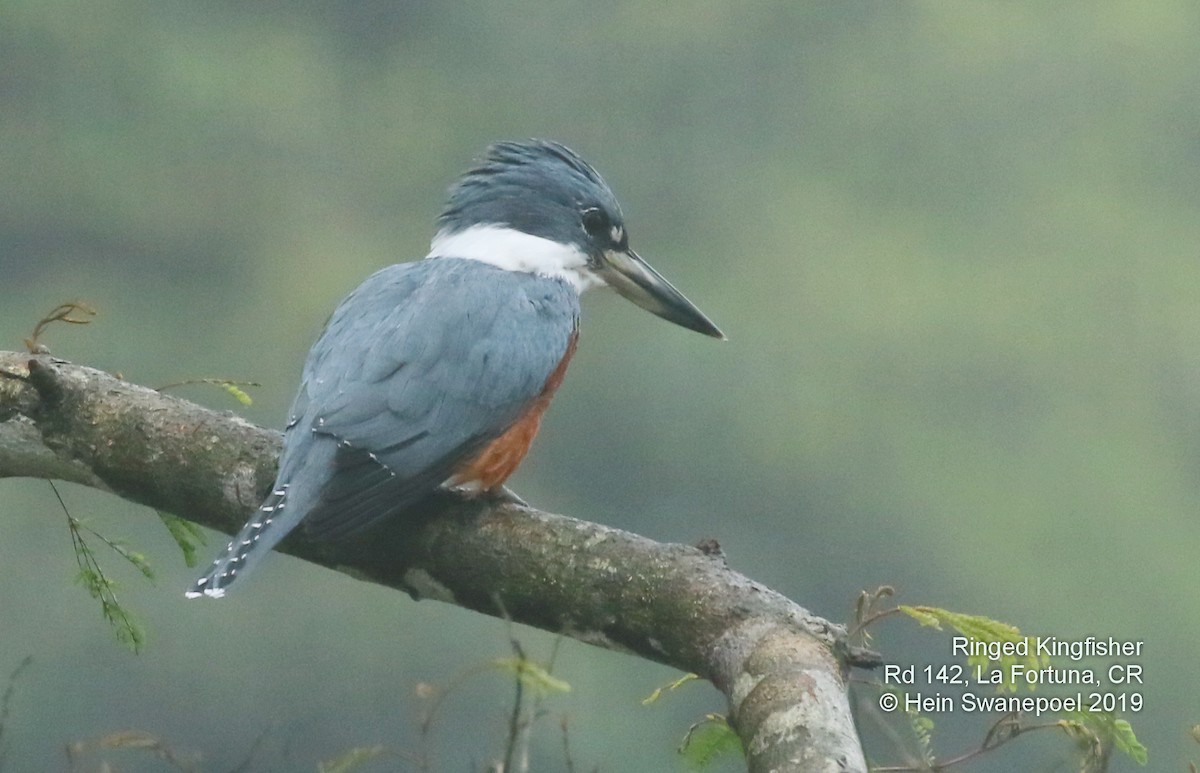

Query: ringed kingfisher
left=187, top=140, right=723, bottom=599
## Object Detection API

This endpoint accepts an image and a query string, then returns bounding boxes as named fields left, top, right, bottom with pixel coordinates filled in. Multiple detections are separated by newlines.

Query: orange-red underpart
left=452, top=332, right=578, bottom=491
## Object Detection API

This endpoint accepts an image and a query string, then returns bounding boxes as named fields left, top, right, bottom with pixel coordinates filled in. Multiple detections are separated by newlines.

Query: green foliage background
left=2, top=1, right=1197, bottom=770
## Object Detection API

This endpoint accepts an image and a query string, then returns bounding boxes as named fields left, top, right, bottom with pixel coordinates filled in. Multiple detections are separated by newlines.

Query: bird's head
left=428, top=140, right=724, bottom=339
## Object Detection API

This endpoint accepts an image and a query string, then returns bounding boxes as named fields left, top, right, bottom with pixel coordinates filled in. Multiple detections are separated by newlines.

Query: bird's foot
left=486, top=485, right=528, bottom=508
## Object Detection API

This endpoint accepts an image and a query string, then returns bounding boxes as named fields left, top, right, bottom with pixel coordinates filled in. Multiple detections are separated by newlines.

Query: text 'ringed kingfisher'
left=188, top=140, right=723, bottom=598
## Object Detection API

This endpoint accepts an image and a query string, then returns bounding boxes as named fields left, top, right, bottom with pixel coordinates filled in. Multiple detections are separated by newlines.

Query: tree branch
left=0, top=351, right=868, bottom=772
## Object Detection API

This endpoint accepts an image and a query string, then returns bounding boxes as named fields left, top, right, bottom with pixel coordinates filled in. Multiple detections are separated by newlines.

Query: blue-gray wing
left=280, top=258, right=579, bottom=539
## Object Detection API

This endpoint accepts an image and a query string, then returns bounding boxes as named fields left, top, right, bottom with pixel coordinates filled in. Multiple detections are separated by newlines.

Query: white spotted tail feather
left=185, top=485, right=290, bottom=599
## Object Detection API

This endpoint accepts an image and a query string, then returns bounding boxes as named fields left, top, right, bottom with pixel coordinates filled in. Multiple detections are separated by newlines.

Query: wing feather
left=277, top=258, right=578, bottom=539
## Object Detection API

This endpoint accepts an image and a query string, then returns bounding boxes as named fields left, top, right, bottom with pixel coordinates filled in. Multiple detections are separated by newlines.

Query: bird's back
left=187, top=257, right=579, bottom=597
left=288, top=257, right=580, bottom=536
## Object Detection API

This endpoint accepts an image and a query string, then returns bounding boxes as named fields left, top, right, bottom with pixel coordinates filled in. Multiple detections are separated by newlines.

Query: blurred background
left=2, top=1, right=1198, bottom=771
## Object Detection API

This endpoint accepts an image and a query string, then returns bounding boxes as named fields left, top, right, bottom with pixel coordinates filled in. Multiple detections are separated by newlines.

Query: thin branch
left=501, top=638, right=526, bottom=773
left=559, top=717, right=577, bottom=773
left=55, top=482, right=146, bottom=652
left=0, top=655, right=33, bottom=770
left=23, top=301, right=96, bottom=354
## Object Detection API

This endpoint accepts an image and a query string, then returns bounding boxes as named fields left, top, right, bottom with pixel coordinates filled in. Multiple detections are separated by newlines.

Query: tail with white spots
left=185, top=485, right=290, bottom=599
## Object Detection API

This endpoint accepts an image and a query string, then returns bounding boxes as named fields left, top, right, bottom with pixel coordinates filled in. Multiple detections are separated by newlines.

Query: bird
left=187, top=140, right=723, bottom=599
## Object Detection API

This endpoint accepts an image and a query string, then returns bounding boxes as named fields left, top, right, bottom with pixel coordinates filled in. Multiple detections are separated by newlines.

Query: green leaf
left=157, top=512, right=207, bottom=568
left=680, top=716, right=742, bottom=770
left=109, top=544, right=154, bottom=580
left=490, top=657, right=571, bottom=695
left=1061, top=712, right=1148, bottom=767
left=898, top=605, right=943, bottom=629
left=899, top=606, right=1044, bottom=693
left=155, top=378, right=259, bottom=406
left=642, top=673, right=700, bottom=705
left=64, top=506, right=147, bottom=653
left=76, top=567, right=145, bottom=652
left=75, top=567, right=102, bottom=597
left=907, top=711, right=935, bottom=767
left=222, top=382, right=254, bottom=406
left=1111, top=718, right=1148, bottom=765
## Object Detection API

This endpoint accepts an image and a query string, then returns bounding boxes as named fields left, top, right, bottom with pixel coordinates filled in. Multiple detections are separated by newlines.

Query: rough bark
left=0, top=350, right=869, bottom=773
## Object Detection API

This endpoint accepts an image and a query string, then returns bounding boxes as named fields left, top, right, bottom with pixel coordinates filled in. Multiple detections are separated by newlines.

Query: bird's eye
left=581, top=207, right=610, bottom=238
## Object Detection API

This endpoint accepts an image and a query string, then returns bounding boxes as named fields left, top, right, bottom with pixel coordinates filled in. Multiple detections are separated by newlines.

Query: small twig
left=0, top=655, right=34, bottom=770
left=869, top=710, right=1064, bottom=771
left=416, top=663, right=498, bottom=771
left=53, top=482, right=147, bottom=652
left=855, top=693, right=925, bottom=771
left=23, top=301, right=96, bottom=354
left=489, top=596, right=568, bottom=773
left=491, top=595, right=526, bottom=773
left=227, top=723, right=276, bottom=773
left=559, top=717, right=576, bottom=773
left=501, top=637, right=527, bottom=773
left=155, top=378, right=262, bottom=392
left=64, top=729, right=196, bottom=772
left=156, top=378, right=261, bottom=407
left=419, top=596, right=568, bottom=773
left=417, top=664, right=495, bottom=735
left=978, top=711, right=1021, bottom=750
left=846, top=586, right=901, bottom=641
